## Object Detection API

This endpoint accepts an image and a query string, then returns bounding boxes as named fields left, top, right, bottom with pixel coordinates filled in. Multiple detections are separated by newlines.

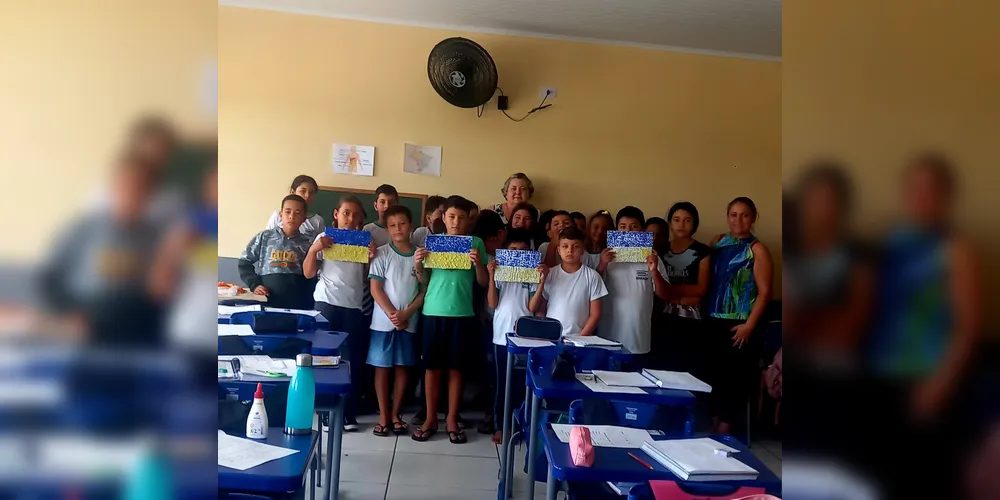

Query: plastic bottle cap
left=254, top=382, right=264, bottom=399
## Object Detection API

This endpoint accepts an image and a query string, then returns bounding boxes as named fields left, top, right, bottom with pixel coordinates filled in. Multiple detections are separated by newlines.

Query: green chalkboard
left=311, top=186, right=427, bottom=228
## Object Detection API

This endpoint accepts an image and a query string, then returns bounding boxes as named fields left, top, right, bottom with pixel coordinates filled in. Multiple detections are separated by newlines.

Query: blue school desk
left=219, top=364, right=351, bottom=500
left=222, top=310, right=332, bottom=330
left=219, top=428, right=319, bottom=499
left=217, top=330, right=347, bottom=357
left=499, top=335, right=640, bottom=499
left=519, top=348, right=697, bottom=500
left=540, top=425, right=781, bottom=500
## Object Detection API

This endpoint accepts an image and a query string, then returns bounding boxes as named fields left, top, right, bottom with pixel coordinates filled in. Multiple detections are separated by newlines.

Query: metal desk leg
left=326, top=396, right=345, bottom=500
left=316, top=411, right=323, bottom=487
left=685, top=407, right=695, bottom=436
left=525, top=391, right=541, bottom=500
left=499, top=351, right=515, bottom=498
left=546, top=463, right=558, bottom=500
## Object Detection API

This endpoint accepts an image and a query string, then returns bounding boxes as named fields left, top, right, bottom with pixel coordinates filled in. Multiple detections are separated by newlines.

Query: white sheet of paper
left=218, top=324, right=255, bottom=337
left=219, top=305, right=263, bottom=316
left=222, top=355, right=294, bottom=376
left=509, top=337, right=554, bottom=348
left=563, top=335, right=622, bottom=347
left=551, top=424, right=654, bottom=448
left=218, top=430, right=298, bottom=470
left=576, top=373, right=646, bottom=394
left=592, top=370, right=657, bottom=388
left=263, top=307, right=323, bottom=317
left=641, top=369, right=712, bottom=393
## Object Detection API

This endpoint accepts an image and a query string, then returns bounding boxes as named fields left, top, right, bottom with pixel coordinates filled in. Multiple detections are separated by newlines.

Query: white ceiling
left=220, top=0, right=782, bottom=60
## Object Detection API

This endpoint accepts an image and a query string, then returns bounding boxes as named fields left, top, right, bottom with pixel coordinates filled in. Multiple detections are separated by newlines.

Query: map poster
left=403, top=143, right=442, bottom=177
left=332, top=144, right=375, bottom=176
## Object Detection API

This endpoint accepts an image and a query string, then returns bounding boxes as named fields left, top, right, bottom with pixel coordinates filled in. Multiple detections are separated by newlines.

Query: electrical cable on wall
left=494, top=86, right=552, bottom=122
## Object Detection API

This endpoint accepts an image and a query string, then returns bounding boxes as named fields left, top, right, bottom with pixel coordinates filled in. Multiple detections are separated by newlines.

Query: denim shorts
left=366, top=329, right=418, bottom=368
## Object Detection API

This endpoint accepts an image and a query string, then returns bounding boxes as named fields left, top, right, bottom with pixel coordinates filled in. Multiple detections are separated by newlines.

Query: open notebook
left=563, top=335, right=622, bottom=349
left=641, top=369, right=712, bottom=393
left=641, top=438, right=757, bottom=481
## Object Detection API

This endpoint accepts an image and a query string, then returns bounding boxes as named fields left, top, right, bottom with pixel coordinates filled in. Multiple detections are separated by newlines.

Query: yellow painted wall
left=0, top=0, right=216, bottom=262
left=783, top=0, right=1000, bottom=313
left=218, top=6, right=783, bottom=290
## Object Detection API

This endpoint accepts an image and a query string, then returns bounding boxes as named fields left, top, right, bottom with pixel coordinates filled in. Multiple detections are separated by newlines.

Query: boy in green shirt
left=412, top=196, right=488, bottom=443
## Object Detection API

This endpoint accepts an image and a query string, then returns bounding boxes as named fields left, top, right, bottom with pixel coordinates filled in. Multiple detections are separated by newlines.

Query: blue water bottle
left=284, top=353, right=316, bottom=435
left=123, top=444, right=171, bottom=500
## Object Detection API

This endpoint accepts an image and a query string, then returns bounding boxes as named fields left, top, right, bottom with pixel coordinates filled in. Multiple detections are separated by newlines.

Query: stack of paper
left=550, top=424, right=653, bottom=448
left=219, top=355, right=295, bottom=377
left=263, top=307, right=323, bottom=317
left=640, top=369, right=712, bottom=393
left=592, top=370, right=657, bottom=388
left=563, top=335, right=622, bottom=349
left=509, top=337, right=554, bottom=348
left=218, top=304, right=263, bottom=319
left=575, top=373, right=646, bottom=394
left=218, top=324, right=255, bottom=337
left=640, top=438, right=757, bottom=481
left=218, top=430, right=299, bottom=470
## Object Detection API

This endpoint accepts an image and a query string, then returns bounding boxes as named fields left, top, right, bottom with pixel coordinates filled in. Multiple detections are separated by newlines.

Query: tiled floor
left=312, top=414, right=782, bottom=500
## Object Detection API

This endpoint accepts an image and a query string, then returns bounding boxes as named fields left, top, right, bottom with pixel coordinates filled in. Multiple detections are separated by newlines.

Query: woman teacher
left=491, top=173, right=535, bottom=224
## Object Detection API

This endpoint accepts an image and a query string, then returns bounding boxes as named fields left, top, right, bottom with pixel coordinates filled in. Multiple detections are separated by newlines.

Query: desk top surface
left=541, top=425, right=781, bottom=493
left=529, top=367, right=695, bottom=406
left=218, top=428, right=318, bottom=493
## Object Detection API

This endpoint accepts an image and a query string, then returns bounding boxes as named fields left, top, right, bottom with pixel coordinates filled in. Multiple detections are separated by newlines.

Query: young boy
left=368, top=205, right=425, bottom=436
left=237, top=194, right=313, bottom=309
left=531, top=226, right=608, bottom=336
left=538, top=210, right=574, bottom=267
left=363, top=184, right=400, bottom=247
left=486, top=228, right=539, bottom=442
left=412, top=196, right=489, bottom=444
left=596, top=206, right=670, bottom=357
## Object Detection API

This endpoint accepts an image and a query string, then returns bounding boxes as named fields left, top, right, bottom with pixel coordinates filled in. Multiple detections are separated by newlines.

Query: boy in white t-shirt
left=367, top=205, right=425, bottom=437
left=362, top=184, right=399, bottom=248
left=538, top=210, right=574, bottom=268
left=531, top=226, right=608, bottom=336
left=595, top=206, right=670, bottom=357
left=485, top=229, right=538, bottom=443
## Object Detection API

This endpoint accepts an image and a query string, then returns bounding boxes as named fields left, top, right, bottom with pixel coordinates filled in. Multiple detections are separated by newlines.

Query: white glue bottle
left=246, top=382, right=268, bottom=439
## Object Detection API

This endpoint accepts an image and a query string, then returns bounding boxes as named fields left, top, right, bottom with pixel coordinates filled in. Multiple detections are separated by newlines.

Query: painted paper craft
left=424, top=235, right=472, bottom=270
left=607, top=231, right=654, bottom=263
left=322, top=227, right=371, bottom=263
left=495, top=249, right=541, bottom=283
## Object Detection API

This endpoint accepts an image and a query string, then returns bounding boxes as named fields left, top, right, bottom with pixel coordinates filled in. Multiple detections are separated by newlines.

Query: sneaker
left=344, top=418, right=360, bottom=432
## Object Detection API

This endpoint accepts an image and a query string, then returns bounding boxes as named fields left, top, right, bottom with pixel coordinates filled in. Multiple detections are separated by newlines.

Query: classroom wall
left=782, top=0, right=1000, bottom=319
left=0, top=0, right=217, bottom=263
left=218, top=6, right=783, bottom=292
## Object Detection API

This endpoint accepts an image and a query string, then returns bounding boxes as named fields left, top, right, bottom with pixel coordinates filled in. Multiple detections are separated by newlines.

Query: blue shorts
left=366, top=329, right=418, bottom=368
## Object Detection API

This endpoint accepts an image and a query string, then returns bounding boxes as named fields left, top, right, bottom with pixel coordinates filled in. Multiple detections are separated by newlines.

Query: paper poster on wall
left=403, top=143, right=442, bottom=177
left=332, top=144, right=375, bottom=176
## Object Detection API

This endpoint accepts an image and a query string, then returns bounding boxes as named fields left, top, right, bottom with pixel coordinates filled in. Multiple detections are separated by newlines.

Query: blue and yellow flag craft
left=495, top=250, right=542, bottom=283
left=607, top=231, right=654, bottom=263
left=323, top=227, right=371, bottom=263
left=424, top=235, right=473, bottom=270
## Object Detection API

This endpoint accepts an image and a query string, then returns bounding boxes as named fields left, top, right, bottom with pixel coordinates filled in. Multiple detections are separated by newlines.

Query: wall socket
left=541, top=87, right=557, bottom=100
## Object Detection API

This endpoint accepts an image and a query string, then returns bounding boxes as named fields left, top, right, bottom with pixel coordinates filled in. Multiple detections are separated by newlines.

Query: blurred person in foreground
left=39, top=152, right=167, bottom=347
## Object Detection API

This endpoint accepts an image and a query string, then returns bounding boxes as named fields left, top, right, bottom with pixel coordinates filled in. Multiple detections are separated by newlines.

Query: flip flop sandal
left=391, top=417, right=409, bottom=435
left=372, top=424, right=390, bottom=437
left=411, top=427, right=438, bottom=442
left=447, top=429, right=467, bottom=444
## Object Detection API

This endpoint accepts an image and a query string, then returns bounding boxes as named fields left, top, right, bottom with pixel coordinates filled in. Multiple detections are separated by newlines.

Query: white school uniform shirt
left=311, top=234, right=367, bottom=310
left=583, top=251, right=602, bottom=270
left=538, top=242, right=561, bottom=265
left=598, top=260, right=669, bottom=354
left=542, top=264, right=608, bottom=336
left=267, top=211, right=325, bottom=241
left=363, top=222, right=391, bottom=248
left=368, top=243, right=421, bottom=332
left=492, top=280, right=536, bottom=345
left=412, top=226, right=431, bottom=247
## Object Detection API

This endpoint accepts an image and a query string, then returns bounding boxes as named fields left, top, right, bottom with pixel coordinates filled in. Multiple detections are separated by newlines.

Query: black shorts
left=421, top=315, right=476, bottom=371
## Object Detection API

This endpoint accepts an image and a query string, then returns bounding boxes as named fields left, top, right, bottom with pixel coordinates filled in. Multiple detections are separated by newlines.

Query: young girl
left=507, top=202, right=538, bottom=249
left=412, top=195, right=445, bottom=247
left=584, top=210, right=613, bottom=269
left=266, top=175, right=324, bottom=240
left=304, top=195, right=376, bottom=432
